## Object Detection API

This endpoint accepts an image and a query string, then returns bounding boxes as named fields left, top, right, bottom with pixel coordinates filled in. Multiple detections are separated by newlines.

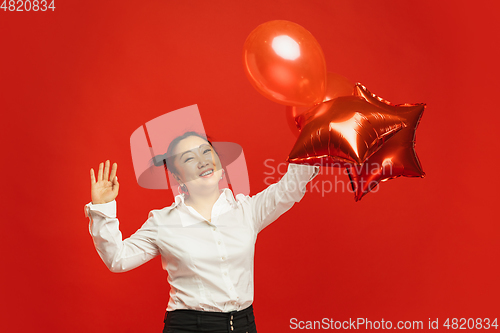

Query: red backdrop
left=1, top=1, right=498, bottom=332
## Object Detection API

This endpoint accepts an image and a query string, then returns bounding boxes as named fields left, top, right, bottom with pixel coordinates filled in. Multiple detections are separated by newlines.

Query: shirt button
left=212, top=227, right=216, bottom=231
left=217, top=241, right=221, bottom=245
left=224, top=272, right=227, bottom=276
left=221, top=256, right=226, bottom=261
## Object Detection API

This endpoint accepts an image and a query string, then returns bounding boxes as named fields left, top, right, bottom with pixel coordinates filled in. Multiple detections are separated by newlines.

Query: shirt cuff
left=287, top=163, right=320, bottom=182
left=84, top=200, right=117, bottom=218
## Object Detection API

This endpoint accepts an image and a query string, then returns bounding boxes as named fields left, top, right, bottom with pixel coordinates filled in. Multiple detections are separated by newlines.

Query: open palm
left=90, top=160, right=119, bottom=204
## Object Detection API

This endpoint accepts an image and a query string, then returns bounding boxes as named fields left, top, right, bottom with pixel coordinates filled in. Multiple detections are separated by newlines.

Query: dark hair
left=151, top=131, right=217, bottom=175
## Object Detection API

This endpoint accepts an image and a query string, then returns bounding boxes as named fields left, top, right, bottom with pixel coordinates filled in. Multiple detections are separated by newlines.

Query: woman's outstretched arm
left=86, top=160, right=159, bottom=272
left=246, top=163, right=320, bottom=233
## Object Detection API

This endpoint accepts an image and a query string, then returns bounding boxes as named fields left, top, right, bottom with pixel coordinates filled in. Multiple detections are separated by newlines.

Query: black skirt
left=163, top=304, right=257, bottom=333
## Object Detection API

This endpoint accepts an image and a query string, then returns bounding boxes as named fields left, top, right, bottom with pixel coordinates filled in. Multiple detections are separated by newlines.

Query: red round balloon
left=243, top=20, right=327, bottom=107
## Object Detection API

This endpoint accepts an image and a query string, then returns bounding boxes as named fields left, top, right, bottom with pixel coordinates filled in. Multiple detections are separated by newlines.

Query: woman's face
left=172, top=135, right=223, bottom=193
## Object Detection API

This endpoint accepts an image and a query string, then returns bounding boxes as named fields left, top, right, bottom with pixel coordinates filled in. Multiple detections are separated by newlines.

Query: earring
left=178, top=183, right=188, bottom=194
left=220, top=169, right=225, bottom=180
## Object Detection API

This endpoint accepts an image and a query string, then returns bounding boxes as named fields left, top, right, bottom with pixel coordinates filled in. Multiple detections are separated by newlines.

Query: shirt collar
left=172, top=188, right=236, bottom=207
left=172, top=188, right=237, bottom=227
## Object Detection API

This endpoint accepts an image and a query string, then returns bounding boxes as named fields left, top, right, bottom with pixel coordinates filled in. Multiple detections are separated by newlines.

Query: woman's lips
left=199, top=169, right=214, bottom=178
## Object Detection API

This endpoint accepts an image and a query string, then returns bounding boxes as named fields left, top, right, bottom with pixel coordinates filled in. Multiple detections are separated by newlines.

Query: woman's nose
left=198, top=155, right=211, bottom=166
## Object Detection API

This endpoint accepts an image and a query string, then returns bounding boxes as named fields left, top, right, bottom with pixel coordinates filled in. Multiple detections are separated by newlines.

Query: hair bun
left=152, top=153, right=167, bottom=167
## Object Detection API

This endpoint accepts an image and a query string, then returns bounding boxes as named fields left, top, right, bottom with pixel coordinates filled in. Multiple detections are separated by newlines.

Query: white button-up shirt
left=85, top=163, right=319, bottom=312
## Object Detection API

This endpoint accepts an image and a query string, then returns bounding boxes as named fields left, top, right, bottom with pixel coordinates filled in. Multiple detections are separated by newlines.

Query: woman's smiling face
left=172, top=135, right=223, bottom=193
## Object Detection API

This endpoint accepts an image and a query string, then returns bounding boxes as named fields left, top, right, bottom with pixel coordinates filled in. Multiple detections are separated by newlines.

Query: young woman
left=85, top=132, right=319, bottom=333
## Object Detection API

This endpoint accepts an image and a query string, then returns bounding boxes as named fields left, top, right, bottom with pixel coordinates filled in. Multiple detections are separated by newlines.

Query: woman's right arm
left=86, top=161, right=159, bottom=272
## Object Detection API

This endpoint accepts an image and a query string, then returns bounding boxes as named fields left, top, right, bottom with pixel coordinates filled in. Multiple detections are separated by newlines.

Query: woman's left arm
left=247, top=163, right=319, bottom=233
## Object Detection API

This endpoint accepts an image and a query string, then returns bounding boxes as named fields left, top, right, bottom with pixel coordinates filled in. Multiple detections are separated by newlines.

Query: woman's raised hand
left=90, top=160, right=119, bottom=204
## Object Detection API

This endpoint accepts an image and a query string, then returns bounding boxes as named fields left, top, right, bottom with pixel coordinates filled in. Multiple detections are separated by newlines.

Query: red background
left=1, top=1, right=498, bottom=332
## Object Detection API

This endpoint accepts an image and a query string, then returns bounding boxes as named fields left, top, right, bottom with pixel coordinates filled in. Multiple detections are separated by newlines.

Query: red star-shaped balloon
left=347, top=83, right=426, bottom=201
left=287, top=95, right=407, bottom=166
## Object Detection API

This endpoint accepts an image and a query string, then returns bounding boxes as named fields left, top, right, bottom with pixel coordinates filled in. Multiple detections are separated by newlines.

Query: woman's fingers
left=90, top=161, right=118, bottom=205
left=109, top=162, right=118, bottom=182
left=94, top=160, right=116, bottom=184
left=112, top=175, right=119, bottom=195
left=98, top=162, right=104, bottom=181
left=103, top=160, right=110, bottom=181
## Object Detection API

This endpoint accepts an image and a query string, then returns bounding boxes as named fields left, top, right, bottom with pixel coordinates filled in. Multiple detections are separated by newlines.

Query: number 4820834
left=1, top=0, right=55, bottom=11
